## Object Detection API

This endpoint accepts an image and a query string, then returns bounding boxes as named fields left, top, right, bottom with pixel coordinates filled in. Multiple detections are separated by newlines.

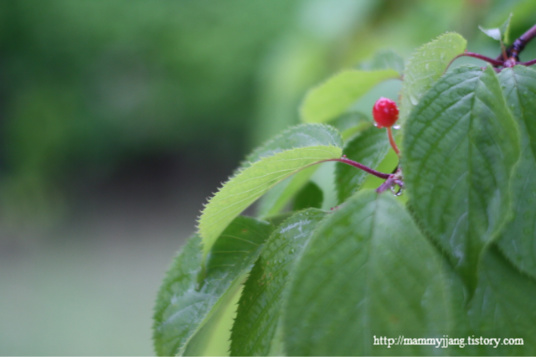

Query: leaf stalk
left=324, top=157, right=391, bottom=180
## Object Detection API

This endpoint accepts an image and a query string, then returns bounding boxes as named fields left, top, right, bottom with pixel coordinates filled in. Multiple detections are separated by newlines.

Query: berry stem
left=387, top=127, right=400, bottom=156
left=323, top=157, right=390, bottom=179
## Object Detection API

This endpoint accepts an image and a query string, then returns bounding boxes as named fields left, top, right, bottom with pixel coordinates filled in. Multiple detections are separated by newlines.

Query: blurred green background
left=1, top=0, right=535, bottom=354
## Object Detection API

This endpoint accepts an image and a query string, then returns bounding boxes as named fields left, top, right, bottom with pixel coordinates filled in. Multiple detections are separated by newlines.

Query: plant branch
left=520, top=58, right=536, bottom=67
left=509, top=24, right=536, bottom=59
left=495, top=23, right=536, bottom=62
left=455, top=51, right=504, bottom=67
left=323, top=157, right=390, bottom=179
left=376, top=167, right=403, bottom=195
left=450, top=23, right=536, bottom=70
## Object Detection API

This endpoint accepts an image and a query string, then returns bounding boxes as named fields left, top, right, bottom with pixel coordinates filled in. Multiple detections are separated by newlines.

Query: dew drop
left=390, top=186, right=403, bottom=196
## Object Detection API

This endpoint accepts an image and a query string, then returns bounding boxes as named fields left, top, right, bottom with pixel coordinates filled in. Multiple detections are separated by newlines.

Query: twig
left=323, top=157, right=390, bottom=179
left=505, top=24, right=536, bottom=60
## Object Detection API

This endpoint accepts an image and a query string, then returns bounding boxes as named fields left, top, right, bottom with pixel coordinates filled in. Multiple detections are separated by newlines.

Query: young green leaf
left=335, top=125, right=390, bottom=203
left=357, top=49, right=405, bottom=75
left=496, top=66, right=536, bottom=279
left=402, top=66, right=520, bottom=288
left=230, top=209, right=326, bottom=356
left=300, top=69, right=399, bottom=123
left=198, top=124, right=343, bottom=256
left=245, top=123, right=343, bottom=164
left=284, top=190, right=454, bottom=356
left=478, top=13, right=512, bottom=44
left=153, top=217, right=273, bottom=356
left=399, top=32, right=467, bottom=123
left=255, top=166, right=317, bottom=218
left=330, top=111, right=371, bottom=140
left=468, top=247, right=536, bottom=356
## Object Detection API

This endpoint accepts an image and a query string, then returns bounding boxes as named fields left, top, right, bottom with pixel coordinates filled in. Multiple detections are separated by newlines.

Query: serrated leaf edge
left=197, top=145, right=342, bottom=256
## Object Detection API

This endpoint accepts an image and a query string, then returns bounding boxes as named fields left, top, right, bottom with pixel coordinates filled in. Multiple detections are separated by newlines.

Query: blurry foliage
left=0, top=0, right=301, bottom=232
left=0, top=0, right=301, bottom=167
left=1, top=0, right=535, bottom=234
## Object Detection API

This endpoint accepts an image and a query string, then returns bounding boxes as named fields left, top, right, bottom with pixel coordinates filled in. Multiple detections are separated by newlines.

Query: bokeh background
left=1, top=0, right=535, bottom=354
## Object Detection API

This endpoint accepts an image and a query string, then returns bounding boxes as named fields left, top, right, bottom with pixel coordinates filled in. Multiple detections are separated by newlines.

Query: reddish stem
left=324, top=157, right=390, bottom=179
left=520, top=58, right=536, bottom=67
left=387, top=127, right=400, bottom=156
left=455, top=51, right=505, bottom=67
left=449, top=23, right=536, bottom=71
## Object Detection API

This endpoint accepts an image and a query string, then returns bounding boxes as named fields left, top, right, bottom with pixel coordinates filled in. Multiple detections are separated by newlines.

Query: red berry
left=372, top=97, right=399, bottom=128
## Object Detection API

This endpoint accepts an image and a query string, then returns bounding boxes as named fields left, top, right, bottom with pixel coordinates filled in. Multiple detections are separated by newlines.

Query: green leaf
left=153, top=235, right=203, bottom=356
left=245, top=123, right=343, bottom=164
left=230, top=209, right=326, bottom=356
left=153, top=217, right=273, bottom=356
left=198, top=124, right=343, bottom=256
left=468, top=247, right=536, bottom=355
left=402, top=66, right=520, bottom=287
left=255, top=166, right=317, bottom=218
left=357, top=49, right=405, bottom=75
left=284, top=190, right=453, bottom=356
left=496, top=66, right=536, bottom=279
left=399, top=32, right=467, bottom=123
left=335, top=125, right=391, bottom=203
left=181, top=284, right=243, bottom=356
left=478, top=13, right=512, bottom=44
left=292, top=181, right=323, bottom=210
left=330, top=111, right=371, bottom=140
left=498, top=66, right=536, bottom=162
left=300, top=69, right=399, bottom=123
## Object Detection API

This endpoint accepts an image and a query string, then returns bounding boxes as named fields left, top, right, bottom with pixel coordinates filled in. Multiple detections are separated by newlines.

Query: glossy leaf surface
left=284, top=191, right=452, bottom=355
left=399, top=32, right=467, bottom=122
left=231, top=209, right=326, bottom=356
left=403, top=66, right=519, bottom=286
left=153, top=217, right=273, bottom=356
left=496, top=66, right=536, bottom=278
